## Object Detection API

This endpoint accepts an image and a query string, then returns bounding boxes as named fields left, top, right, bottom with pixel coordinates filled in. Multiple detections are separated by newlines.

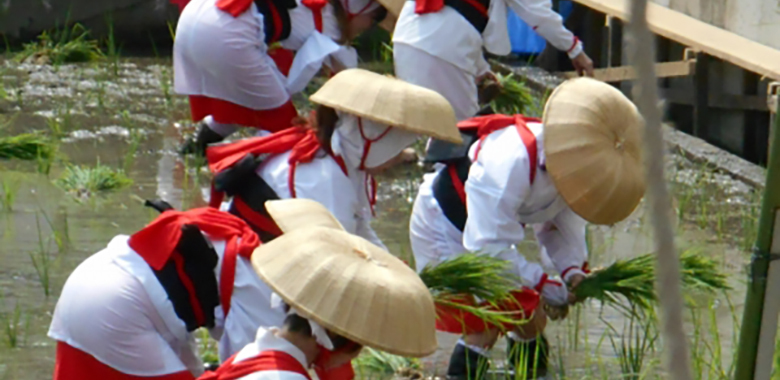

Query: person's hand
left=566, top=273, right=586, bottom=304
left=571, top=52, right=594, bottom=77
left=476, top=70, right=499, bottom=85
left=539, top=277, right=568, bottom=307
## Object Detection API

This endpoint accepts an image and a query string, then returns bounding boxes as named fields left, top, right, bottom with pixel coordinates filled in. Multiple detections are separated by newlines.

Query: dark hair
left=328, top=0, right=351, bottom=45
left=284, top=312, right=313, bottom=336
left=372, top=6, right=388, bottom=23
left=314, top=105, right=340, bottom=154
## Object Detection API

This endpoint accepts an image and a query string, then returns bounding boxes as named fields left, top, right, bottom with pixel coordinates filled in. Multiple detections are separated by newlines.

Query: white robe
left=48, top=235, right=284, bottom=376
left=409, top=123, right=588, bottom=287
left=174, top=0, right=357, bottom=111
left=234, top=327, right=311, bottom=380
left=392, top=0, right=582, bottom=120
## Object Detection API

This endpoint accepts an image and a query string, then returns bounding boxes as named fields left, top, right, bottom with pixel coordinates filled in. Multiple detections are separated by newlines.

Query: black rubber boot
left=506, top=336, right=548, bottom=379
left=447, top=343, right=490, bottom=380
left=179, top=122, right=226, bottom=156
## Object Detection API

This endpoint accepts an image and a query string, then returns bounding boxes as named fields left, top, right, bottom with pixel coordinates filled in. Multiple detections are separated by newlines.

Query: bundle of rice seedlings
left=419, top=253, right=525, bottom=328
left=488, top=73, right=535, bottom=115
left=0, top=133, right=54, bottom=161
left=354, top=347, right=421, bottom=376
left=16, top=24, right=103, bottom=65
left=572, top=249, right=730, bottom=312
left=56, top=162, right=132, bottom=197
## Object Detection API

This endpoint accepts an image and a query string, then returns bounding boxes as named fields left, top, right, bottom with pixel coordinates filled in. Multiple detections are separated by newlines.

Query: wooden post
left=693, top=52, right=709, bottom=138
left=769, top=82, right=779, bottom=158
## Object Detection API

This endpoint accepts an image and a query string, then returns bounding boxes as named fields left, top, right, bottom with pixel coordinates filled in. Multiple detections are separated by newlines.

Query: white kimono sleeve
left=532, top=206, right=588, bottom=282
left=505, top=0, right=583, bottom=58
left=462, top=137, right=544, bottom=288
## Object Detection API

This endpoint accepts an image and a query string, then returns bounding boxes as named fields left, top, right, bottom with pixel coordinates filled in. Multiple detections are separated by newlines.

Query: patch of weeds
left=0, top=132, right=55, bottom=161
left=15, top=24, right=103, bottom=65
left=56, top=161, right=133, bottom=197
left=29, top=213, right=52, bottom=297
left=0, top=180, right=16, bottom=212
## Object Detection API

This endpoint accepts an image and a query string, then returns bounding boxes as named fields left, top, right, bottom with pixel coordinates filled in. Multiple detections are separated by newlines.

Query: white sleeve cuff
left=566, top=39, right=583, bottom=59
left=562, top=268, right=586, bottom=283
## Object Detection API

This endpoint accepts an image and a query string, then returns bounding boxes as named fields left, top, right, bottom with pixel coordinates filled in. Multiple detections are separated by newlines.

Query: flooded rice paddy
left=0, top=56, right=766, bottom=379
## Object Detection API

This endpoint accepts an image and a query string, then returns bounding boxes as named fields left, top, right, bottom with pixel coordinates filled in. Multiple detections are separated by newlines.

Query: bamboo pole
left=733, top=89, right=780, bottom=379
left=625, top=0, right=692, bottom=379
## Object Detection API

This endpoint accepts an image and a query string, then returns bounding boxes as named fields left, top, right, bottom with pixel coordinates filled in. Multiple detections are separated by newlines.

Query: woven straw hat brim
left=251, top=227, right=438, bottom=357
left=542, top=77, right=646, bottom=225
left=309, top=69, right=461, bottom=144
left=264, top=199, right=345, bottom=233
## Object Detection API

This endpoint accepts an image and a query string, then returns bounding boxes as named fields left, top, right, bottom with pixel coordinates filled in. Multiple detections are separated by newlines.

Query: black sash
left=144, top=201, right=220, bottom=332
left=254, top=0, right=297, bottom=44
left=431, top=157, right=472, bottom=232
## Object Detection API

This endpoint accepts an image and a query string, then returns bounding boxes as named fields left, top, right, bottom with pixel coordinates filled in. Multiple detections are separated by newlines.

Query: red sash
left=53, top=342, right=196, bottom=380
left=449, top=114, right=541, bottom=205
left=207, top=126, right=348, bottom=209
left=199, top=350, right=312, bottom=380
left=128, top=208, right=260, bottom=321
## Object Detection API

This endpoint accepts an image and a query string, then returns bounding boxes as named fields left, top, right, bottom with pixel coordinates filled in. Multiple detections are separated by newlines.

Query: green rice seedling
left=105, top=14, right=122, bottom=77
left=572, top=250, right=729, bottom=313
left=160, top=66, right=173, bottom=108
left=380, top=42, right=393, bottom=64
left=196, top=328, right=219, bottom=368
left=604, top=308, right=658, bottom=380
left=55, top=161, right=133, bottom=197
left=2, top=301, right=23, bottom=348
left=489, top=73, right=534, bottom=115
left=168, top=21, right=177, bottom=42
left=0, top=180, right=16, bottom=212
left=0, top=132, right=54, bottom=161
left=40, top=208, right=70, bottom=252
left=418, top=253, right=526, bottom=328
left=354, top=348, right=421, bottom=378
left=123, top=126, right=144, bottom=174
left=29, top=213, right=52, bottom=296
left=15, top=24, right=103, bottom=65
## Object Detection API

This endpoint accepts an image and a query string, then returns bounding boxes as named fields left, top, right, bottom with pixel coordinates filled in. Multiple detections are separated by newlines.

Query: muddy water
left=0, top=57, right=761, bottom=380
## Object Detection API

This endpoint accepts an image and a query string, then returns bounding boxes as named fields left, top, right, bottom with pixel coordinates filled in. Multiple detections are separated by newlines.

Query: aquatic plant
left=40, top=208, right=70, bottom=253
left=15, top=24, right=103, bottom=65
left=489, top=73, right=535, bottom=115
left=29, top=213, right=52, bottom=297
left=56, top=162, right=133, bottom=196
left=0, top=132, right=55, bottom=161
left=354, top=348, right=421, bottom=377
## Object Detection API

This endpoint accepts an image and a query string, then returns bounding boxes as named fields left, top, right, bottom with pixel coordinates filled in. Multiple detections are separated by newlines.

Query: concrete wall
left=0, top=0, right=178, bottom=46
left=651, top=0, right=780, bottom=50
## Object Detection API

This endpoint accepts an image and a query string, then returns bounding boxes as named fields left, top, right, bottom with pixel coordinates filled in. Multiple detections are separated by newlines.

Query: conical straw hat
left=251, top=227, right=438, bottom=357
left=309, top=68, right=462, bottom=144
left=542, top=77, right=645, bottom=225
left=265, top=199, right=344, bottom=233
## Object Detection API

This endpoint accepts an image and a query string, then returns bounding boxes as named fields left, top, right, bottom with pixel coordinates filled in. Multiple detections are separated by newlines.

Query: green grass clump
left=56, top=162, right=132, bottom=196
left=490, top=73, right=535, bottom=115
left=16, top=24, right=103, bottom=65
left=0, top=133, right=54, bottom=161
left=574, top=249, right=730, bottom=312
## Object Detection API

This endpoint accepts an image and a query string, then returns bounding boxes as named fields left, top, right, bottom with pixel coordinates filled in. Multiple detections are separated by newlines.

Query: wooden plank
left=560, top=59, right=695, bottom=82
left=570, top=0, right=780, bottom=81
